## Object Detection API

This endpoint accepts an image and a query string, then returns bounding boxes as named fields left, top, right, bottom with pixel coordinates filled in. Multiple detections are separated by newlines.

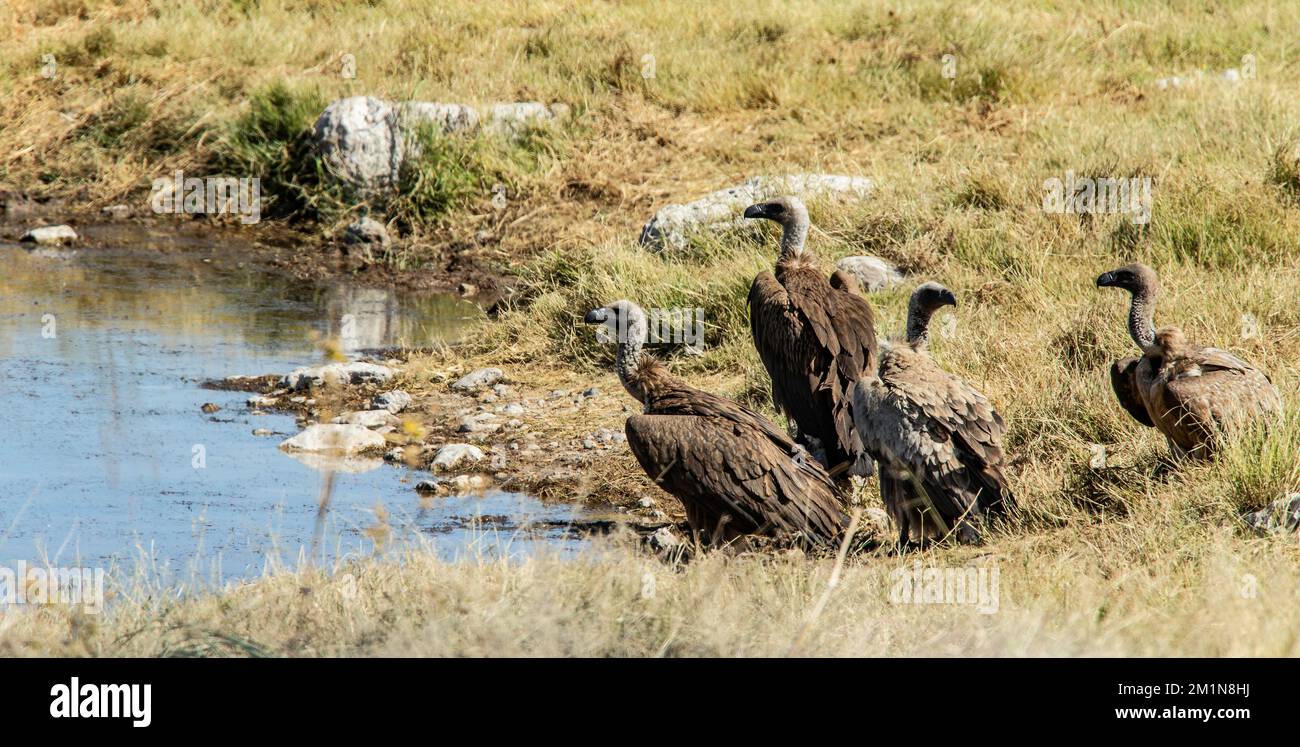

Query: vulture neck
left=614, top=334, right=648, bottom=403
left=1127, top=287, right=1157, bottom=349
left=905, top=300, right=937, bottom=350
left=777, top=213, right=811, bottom=263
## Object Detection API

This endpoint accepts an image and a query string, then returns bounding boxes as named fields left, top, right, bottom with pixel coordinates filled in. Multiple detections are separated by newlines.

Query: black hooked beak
left=940, top=289, right=958, bottom=307
left=583, top=308, right=608, bottom=325
left=743, top=203, right=772, bottom=220
left=1096, top=271, right=1118, bottom=288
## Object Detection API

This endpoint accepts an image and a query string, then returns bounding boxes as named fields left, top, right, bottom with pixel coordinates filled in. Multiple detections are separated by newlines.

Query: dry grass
left=2, top=0, right=1300, bottom=656
left=4, top=523, right=1299, bottom=657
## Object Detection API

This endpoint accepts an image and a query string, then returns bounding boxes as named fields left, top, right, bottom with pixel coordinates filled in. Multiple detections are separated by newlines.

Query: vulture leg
left=1110, top=357, right=1154, bottom=427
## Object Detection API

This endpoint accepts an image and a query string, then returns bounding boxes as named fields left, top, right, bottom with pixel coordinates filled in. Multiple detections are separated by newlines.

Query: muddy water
left=0, top=239, right=588, bottom=583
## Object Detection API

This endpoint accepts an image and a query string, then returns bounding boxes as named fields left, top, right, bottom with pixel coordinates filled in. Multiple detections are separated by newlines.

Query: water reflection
left=0, top=241, right=583, bottom=582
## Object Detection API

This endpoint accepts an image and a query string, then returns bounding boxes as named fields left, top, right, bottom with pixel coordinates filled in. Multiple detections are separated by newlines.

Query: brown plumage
left=1097, top=264, right=1282, bottom=458
left=744, top=196, right=878, bottom=475
left=584, top=299, right=849, bottom=550
left=851, top=283, right=1014, bottom=547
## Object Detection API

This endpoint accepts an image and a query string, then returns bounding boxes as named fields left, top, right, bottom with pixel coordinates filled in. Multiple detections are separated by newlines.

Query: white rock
left=431, top=443, right=485, bottom=471
left=313, top=96, right=403, bottom=195
left=835, top=256, right=903, bottom=292
left=639, top=174, right=874, bottom=252
left=449, top=474, right=491, bottom=493
left=480, top=101, right=569, bottom=137
left=281, top=362, right=395, bottom=390
left=343, top=217, right=391, bottom=248
left=313, top=97, right=567, bottom=193
left=1242, top=493, right=1300, bottom=535
left=331, top=410, right=400, bottom=429
left=649, top=527, right=681, bottom=550
left=371, top=389, right=412, bottom=413
left=452, top=367, right=504, bottom=391
left=247, top=395, right=279, bottom=408
left=20, top=224, right=78, bottom=246
left=279, top=424, right=386, bottom=455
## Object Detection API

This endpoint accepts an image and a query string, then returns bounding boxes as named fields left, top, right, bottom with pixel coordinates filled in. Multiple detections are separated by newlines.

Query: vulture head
left=584, top=299, right=648, bottom=345
left=912, top=281, right=958, bottom=312
left=585, top=300, right=653, bottom=403
left=906, top=281, right=957, bottom=347
left=743, top=195, right=810, bottom=258
left=1096, top=263, right=1159, bottom=297
left=1097, top=262, right=1160, bottom=348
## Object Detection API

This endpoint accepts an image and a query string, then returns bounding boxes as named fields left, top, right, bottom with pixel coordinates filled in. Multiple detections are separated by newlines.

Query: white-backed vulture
left=851, top=282, right=1015, bottom=547
left=1097, top=263, right=1282, bottom=458
left=744, top=196, right=878, bottom=476
left=584, top=299, right=849, bottom=550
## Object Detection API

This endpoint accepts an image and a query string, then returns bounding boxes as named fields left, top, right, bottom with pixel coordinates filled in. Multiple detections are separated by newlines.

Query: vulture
left=584, top=299, right=849, bottom=550
left=851, top=282, right=1015, bottom=547
left=1097, top=263, right=1282, bottom=458
left=744, top=195, right=878, bottom=476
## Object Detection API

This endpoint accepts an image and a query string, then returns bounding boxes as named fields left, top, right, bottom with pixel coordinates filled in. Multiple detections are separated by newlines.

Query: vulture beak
left=743, top=203, right=771, bottom=220
left=940, top=289, right=958, bottom=307
left=1096, top=271, right=1117, bottom=288
left=583, top=308, right=608, bottom=325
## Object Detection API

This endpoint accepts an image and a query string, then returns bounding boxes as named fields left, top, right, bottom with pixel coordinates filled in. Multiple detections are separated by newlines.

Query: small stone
left=649, top=527, right=681, bottom=550
left=332, top=410, right=400, bottom=429
left=252, top=428, right=275, bottom=437
left=415, top=479, right=441, bottom=493
left=280, top=424, right=386, bottom=455
left=502, top=403, right=525, bottom=416
left=637, top=497, right=655, bottom=509
left=452, top=367, right=504, bottom=392
left=200, top=402, right=221, bottom=414
left=431, top=443, right=485, bottom=471
left=835, top=256, right=903, bottom=293
left=20, top=224, right=78, bottom=246
left=458, top=282, right=477, bottom=297
left=449, top=474, right=490, bottom=493
left=343, top=217, right=391, bottom=249
left=247, top=395, right=278, bottom=408
left=384, top=447, right=406, bottom=462
left=101, top=204, right=132, bottom=220
left=492, top=383, right=512, bottom=397
left=582, top=437, right=597, bottom=450
left=505, top=419, right=524, bottom=430
left=1242, top=493, right=1300, bottom=535
left=281, top=362, right=395, bottom=391
left=371, top=390, right=412, bottom=414
left=582, top=386, right=600, bottom=398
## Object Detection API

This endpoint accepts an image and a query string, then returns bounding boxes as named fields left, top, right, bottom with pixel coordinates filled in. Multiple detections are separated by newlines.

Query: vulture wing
left=1110, top=356, right=1155, bottom=427
left=624, top=410, right=847, bottom=549
left=748, top=267, right=878, bottom=466
left=853, top=346, right=1013, bottom=542
left=1147, top=347, right=1282, bottom=454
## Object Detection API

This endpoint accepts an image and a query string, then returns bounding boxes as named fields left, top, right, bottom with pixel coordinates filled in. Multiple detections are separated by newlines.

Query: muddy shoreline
left=0, top=197, right=514, bottom=307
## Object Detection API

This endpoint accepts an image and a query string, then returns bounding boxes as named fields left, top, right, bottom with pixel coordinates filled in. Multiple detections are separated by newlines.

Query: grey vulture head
left=1096, top=262, right=1159, bottom=296
left=743, top=195, right=810, bottom=257
left=1097, top=262, right=1160, bottom=349
left=906, top=281, right=957, bottom=348
left=584, top=299, right=651, bottom=401
left=583, top=299, right=648, bottom=345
